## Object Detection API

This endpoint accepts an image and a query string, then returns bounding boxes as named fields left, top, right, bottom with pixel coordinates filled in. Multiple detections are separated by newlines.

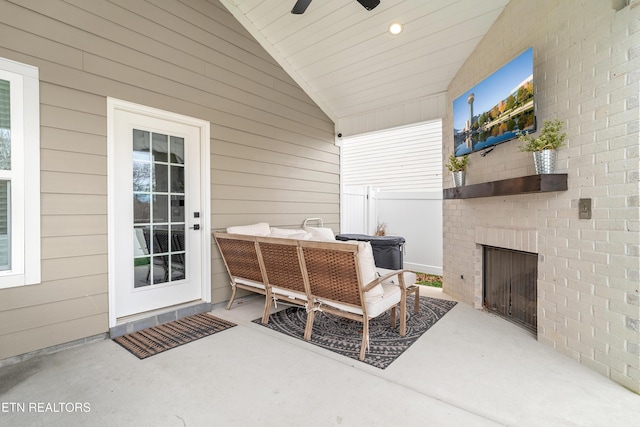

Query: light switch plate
left=579, top=198, right=591, bottom=219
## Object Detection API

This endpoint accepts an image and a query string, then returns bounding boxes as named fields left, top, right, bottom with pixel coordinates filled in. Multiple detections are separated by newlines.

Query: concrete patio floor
left=1, top=287, right=639, bottom=426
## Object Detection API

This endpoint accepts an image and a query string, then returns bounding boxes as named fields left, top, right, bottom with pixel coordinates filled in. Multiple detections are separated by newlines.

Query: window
left=0, top=57, right=40, bottom=288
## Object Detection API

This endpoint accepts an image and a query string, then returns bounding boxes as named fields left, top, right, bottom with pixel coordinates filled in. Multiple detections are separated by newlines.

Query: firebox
left=483, top=246, right=538, bottom=335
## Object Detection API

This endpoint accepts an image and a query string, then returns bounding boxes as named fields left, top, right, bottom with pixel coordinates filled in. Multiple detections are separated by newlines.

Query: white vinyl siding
left=341, top=120, right=442, bottom=192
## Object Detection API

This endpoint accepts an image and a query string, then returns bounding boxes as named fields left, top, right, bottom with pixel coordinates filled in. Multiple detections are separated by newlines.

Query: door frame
left=106, top=98, right=211, bottom=327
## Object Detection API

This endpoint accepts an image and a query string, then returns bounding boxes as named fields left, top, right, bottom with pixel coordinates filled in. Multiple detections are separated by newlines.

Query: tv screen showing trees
left=453, top=48, right=535, bottom=156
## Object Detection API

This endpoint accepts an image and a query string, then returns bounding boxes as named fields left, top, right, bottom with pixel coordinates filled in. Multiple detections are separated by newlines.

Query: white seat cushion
left=227, top=222, right=271, bottom=236
left=269, top=227, right=305, bottom=236
left=269, top=228, right=312, bottom=240
left=358, top=242, right=384, bottom=298
left=366, top=283, right=401, bottom=317
left=284, top=233, right=312, bottom=240
left=319, top=283, right=400, bottom=318
left=304, top=226, right=336, bottom=241
left=235, top=277, right=265, bottom=289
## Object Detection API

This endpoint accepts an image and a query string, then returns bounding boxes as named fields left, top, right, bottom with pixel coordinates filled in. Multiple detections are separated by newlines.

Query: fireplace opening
left=483, top=246, right=538, bottom=335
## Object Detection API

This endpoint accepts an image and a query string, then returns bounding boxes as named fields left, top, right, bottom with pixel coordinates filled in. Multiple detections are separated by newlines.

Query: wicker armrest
left=363, top=269, right=408, bottom=292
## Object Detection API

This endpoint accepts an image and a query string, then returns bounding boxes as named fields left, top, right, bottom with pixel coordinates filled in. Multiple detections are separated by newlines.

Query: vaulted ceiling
left=220, top=0, right=510, bottom=126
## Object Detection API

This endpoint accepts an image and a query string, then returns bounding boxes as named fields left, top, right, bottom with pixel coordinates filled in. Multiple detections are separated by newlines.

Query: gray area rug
left=253, top=295, right=457, bottom=369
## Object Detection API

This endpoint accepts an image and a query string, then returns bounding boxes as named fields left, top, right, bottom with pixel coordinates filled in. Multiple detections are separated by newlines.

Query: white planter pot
left=452, top=171, right=466, bottom=187
left=533, top=149, right=557, bottom=174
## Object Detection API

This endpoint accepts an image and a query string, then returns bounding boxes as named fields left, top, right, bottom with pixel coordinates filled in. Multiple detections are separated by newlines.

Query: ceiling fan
left=292, top=0, right=380, bottom=14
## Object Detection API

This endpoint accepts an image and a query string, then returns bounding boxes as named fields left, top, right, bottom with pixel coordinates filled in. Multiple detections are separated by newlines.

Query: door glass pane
left=132, top=129, right=188, bottom=286
left=151, top=255, right=169, bottom=284
left=153, top=195, right=168, bottom=223
left=170, top=165, right=184, bottom=193
left=152, top=133, right=168, bottom=162
left=154, top=163, right=168, bottom=192
left=153, top=225, right=169, bottom=255
left=170, top=195, right=184, bottom=222
left=133, top=194, right=150, bottom=224
left=170, top=136, right=184, bottom=164
left=133, top=225, right=151, bottom=289
left=171, top=253, right=186, bottom=281
left=133, top=162, right=151, bottom=192
left=152, top=226, right=169, bottom=284
left=133, top=226, right=150, bottom=254
left=0, top=79, right=11, bottom=170
left=0, top=180, right=10, bottom=270
left=133, top=256, right=151, bottom=288
left=171, top=225, right=185, bottom=251
left=171, top=225, right=185, bottom=281
left=132, top=130, right=150, bottom=159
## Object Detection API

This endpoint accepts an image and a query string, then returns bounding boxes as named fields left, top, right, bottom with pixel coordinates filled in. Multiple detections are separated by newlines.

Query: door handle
left=190, top=224, right=200, bottom=230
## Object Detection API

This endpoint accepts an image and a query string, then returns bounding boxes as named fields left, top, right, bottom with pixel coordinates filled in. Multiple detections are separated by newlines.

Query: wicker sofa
left=214, top=223, right=420, bottom=360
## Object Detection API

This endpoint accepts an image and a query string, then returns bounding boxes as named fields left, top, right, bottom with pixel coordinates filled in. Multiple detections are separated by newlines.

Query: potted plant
left=517, top=119, right=566, bottom=174
left=446, top=153, right=469, bottom=187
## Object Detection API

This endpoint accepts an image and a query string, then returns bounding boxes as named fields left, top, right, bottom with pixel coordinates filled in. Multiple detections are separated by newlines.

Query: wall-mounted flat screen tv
left=453, top=47, right=535, bottom=156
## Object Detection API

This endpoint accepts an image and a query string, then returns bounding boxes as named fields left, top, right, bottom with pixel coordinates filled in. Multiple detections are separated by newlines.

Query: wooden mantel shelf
left=443, top=174, right=568, bottom=199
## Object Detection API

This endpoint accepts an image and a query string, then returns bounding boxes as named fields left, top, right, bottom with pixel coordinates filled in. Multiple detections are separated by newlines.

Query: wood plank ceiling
left=219, top=0, right=510, bottom=124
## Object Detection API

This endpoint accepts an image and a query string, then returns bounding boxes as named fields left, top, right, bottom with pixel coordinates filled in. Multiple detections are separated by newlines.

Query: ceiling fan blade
left=356, top=0, right=380, bottom=11
left=291, top=0, right=312, bottom=14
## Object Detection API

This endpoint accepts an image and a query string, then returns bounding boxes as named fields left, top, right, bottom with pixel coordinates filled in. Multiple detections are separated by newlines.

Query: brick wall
left=442, top=0, right=640, bottom=393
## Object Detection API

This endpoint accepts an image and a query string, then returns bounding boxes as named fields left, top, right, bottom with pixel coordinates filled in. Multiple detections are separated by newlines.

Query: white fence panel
left=341, top=188, right=443, bottom=276
left=377, top=191, right=442, bottom=276
left=342, top=186, right=377, bottom=235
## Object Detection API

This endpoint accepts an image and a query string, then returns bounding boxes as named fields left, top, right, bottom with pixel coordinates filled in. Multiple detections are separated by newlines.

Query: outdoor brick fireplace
left=442, top=0, right=639, bottom=393
left=483, top=246, right=538, bottom=334
left=469, top=227, right=539, bottom=337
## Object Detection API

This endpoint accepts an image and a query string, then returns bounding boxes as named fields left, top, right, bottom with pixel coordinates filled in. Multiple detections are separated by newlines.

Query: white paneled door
left=109, top=100, right=210, bottom=321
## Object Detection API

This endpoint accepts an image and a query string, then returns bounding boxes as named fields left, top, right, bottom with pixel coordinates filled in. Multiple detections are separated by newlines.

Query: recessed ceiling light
left=389, top=22, right=403, bottom=35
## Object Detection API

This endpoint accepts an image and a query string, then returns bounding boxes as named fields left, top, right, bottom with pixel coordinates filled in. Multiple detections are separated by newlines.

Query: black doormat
left=253, top=295, right=457, bottom=369
left=113, top=313, right=236, bottom=359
